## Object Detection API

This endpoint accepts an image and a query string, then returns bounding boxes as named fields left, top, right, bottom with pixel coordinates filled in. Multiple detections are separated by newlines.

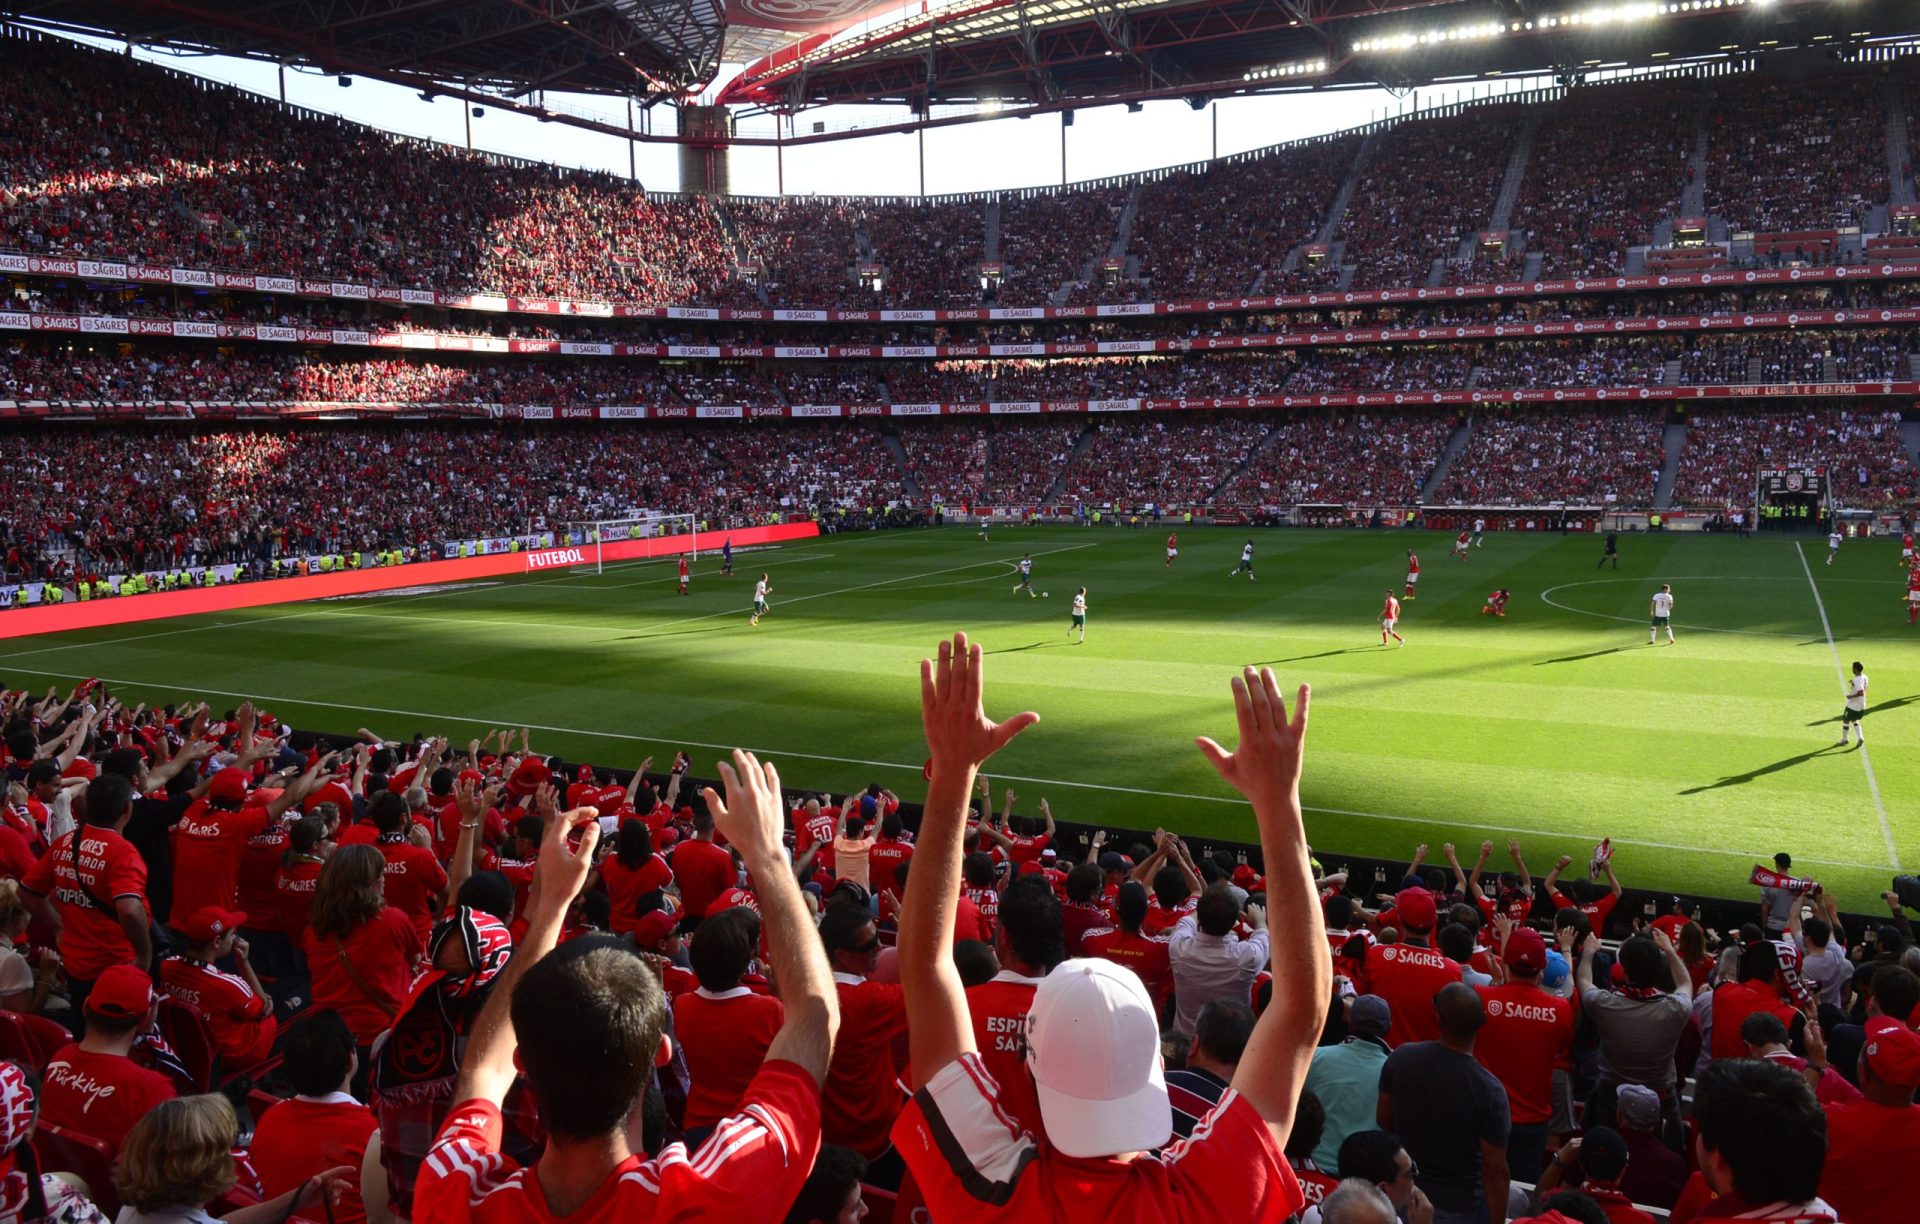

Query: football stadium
left=0, top=0, right=1918, bottom=1220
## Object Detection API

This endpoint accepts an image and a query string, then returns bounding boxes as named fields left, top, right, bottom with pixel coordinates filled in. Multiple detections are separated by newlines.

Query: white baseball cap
left=1026, top=957, right=1171, bottom=1158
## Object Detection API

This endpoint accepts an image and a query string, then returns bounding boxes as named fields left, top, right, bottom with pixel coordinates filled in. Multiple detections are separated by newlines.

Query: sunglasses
left=848, top=935, right=882, bottom=954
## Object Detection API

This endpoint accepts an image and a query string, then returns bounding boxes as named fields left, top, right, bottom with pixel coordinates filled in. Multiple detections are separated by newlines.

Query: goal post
left=561, top=513, right=698, bottom=575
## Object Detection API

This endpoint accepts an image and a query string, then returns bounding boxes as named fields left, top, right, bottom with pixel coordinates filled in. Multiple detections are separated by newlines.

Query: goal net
left=560, top=512, right=698, bottom=575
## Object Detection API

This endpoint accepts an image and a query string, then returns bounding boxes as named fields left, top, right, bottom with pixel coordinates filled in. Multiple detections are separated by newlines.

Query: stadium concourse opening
left=1, top=21, right=1919, bottom=1224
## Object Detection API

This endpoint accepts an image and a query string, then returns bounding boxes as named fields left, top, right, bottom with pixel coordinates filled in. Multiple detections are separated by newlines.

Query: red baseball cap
left=1864, top=1015, right=1920, bottom=1089
left=1393, top=887, right=1438, bottom=933
left=1232, top=865, right=1264, bottom=890
left=1503, top=927, right=1548, bottom=975
left=508, top=758, right=551, bottom=797
left=633, top=910, right=678, bottom=947
left=176, top=906, right=247, bottom=944
left=206, top=767, right=251, bottom=804
left=87, top=964, right=156, bottom=1021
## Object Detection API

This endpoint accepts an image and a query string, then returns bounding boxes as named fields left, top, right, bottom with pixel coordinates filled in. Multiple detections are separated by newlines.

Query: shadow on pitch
left=1807, top=694, right=1920, bottom=727
left=1534, top=645, right=1635, bottom=666
left=985, top=640, right=1074, bottom=655
left=1678, top=743, right=1849, bottom=795
left=613, top=624, right=743, bottom=642
left=1256, top=646, right=1381, bottom=665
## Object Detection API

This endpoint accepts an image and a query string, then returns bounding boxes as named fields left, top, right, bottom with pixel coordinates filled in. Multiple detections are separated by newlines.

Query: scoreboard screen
left=1759, top=467, right=1827, bottom=496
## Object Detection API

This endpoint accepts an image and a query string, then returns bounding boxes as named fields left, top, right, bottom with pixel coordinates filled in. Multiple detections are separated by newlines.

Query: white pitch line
left=0, top=659, right=1901, bottom=874
left=1795, top=542, right=1900, bottom=869
left=0, top=606, right=336, bottom=661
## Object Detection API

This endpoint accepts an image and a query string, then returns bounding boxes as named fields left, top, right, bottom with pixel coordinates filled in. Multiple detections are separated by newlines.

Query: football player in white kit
left=1649, top=584, right=1674, bottom=646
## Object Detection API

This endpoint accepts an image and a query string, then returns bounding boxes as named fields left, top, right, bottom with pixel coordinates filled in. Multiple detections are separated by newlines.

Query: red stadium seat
left=0, top=1010, right=72, bottom=1072
left=158, top=995, right=281, bottom=1095
left=31, top=1123, right=119, bottom=1218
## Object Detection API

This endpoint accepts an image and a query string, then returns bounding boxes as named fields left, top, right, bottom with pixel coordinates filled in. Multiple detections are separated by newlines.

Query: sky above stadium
left=87, top=34, right=1546, bottom=197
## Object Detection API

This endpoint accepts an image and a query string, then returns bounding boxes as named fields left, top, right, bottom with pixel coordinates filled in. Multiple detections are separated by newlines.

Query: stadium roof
left=719, top=0, right=1910, bottom=112
left=4, top=0, right=1912, bottom=137
left=3, top=0, right=727, bottom=99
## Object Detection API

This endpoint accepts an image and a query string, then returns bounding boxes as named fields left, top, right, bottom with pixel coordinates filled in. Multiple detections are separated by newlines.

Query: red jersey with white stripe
left=1383, top=596, right=1401, bottom=621
left=415, top=1061, right=822, bottom=1224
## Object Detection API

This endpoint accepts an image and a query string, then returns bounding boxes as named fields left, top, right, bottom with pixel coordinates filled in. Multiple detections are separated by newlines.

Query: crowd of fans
left=1434, top=409, right=1667, bottom=506
left=1214, top=410, right=1457, bottom=506
left=1125, top=138, right=1361, bottom=299
left=1670, top=407, right=1917, bottom=508
left=1056, top=415, right=1274, bottom=507
left=1503, top=85, right=1694, bottom=279
left=1706, top=71, right=1889, bottom=234
left=7, top=34, right=1918, bottom=326
left=0, top=422, right=909, bottom=582
left=1475, top=340, right=1668, bottom=390
left=995, top=187, right=1128, bottom=304
left=3, top=639, right=1903, bottom=1222
left=1336, top=107, right=1523, bottom=289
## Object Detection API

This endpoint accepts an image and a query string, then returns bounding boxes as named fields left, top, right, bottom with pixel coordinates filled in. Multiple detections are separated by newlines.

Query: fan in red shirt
left=1059, top=863, right=1114, bottom=956
left=1358, top=888, right=1462, bottom=1048
left=158, top=906, right=277, bottom=1068
left=1811, top=1015, right=1920, bottom=1224
left=1084, top=881, right=1177, bottom=1013
left=171, top=764, right=312, bottom=926
left=596, top=819, right=673, bottom=937
left=816, top=904, right=909, bottom=1158
left=21, top=773, right=154, bottom=990
left=674, top=905, right=785, bottom=1135
left=39, top=964, right=176, bottom=1155
left=1647, top=897, right=1696, bottom=946
left=252, top=1009, right=379, bottom=1224
left=364, top=792, right=450, bottom=941
left=1544, top=852, right=1622, bottom=936
left=670, top=809, right=737, bottom=921
left=300, top=844, right=425, bottom=1045
left=1708, top=940, right=1801, bottom=1062
left=1474, top=923, right=1575, bottom=1185
left=275, top=811, right=332, bottom=935
left=866, top=812, right=915, bottom=897
left=414, top=754, right=840, bottom=1224
left=892, top=636, right=1321, bottom=1222
left=965, top=876, right=1064, bottom=1142
left=790, top=796, right=839, bottom=875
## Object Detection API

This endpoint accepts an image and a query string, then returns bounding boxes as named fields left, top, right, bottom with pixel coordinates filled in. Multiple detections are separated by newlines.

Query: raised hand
left=920, top=632, right=1039, bottom=775
left=702, top=749, right=788, bottom=863
left=528, top=805, right=600, bottom=916
left=1194, top=666, right=1309, bottom=811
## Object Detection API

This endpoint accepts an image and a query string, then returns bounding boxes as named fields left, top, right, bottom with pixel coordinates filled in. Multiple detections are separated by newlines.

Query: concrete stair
left=1205, top=425, right=1288, bottom=502
left=1315, top=133, right=1376, bottom=245
left=1044, top=422, right=1101, bottom=503
left=1900, top=417, right=1920, bottom=472
left=1661, top=357, right=1684, bottom=388
left=1419, top=416, right=1475, bottom=502
left=1487, top=114, right=1540, bottom=234
left=1054, top=183, right=1140, bottom=305
left=1886, top=77, right=1917, bottom=207
left=1653, top=421, right=1688, bottom=509
left=880, top=431, right=921, bottom=501
left=983, top=199, right=1002, bottom=263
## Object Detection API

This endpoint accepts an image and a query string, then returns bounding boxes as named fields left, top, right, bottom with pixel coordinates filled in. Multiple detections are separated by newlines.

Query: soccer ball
left=1042, top=591, right=1050, bottom=598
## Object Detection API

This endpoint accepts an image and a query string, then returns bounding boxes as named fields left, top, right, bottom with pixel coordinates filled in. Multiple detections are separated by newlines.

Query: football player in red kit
left=1166, top=533, right=1178, bottom=568
left=1404, top=551, right=1420, bottom=600
left=1482, top=589, right=1510, bottom=617
left=677, top=556, right=690, bottom=595
left=1381, top=592, right=1404, bottom=646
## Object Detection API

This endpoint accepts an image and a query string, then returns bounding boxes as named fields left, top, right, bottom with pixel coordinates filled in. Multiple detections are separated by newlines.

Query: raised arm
left=904, top=633, right=1039, bottom=1088
left=1038, top=798, right=1055, bottom=840
left=1508, top=839, right=1532, bottom=894
left=1198, top=667, right=1327, bottom=1144
left=1602, top=859, right=1623, bottom=899
left=704, top=751, right=839, bottom=1086
left=453, top=803, right=602, bottom=1107
left=1442, top=843, right=1469, bottom=895
left=1465, top=840, right=1493, bottom=903
left=1542, top=854, right=1572, bottom=898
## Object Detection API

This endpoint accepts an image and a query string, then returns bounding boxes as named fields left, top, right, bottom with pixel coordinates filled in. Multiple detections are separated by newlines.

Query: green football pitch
left=1, top=526, right=1914, bottom=907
